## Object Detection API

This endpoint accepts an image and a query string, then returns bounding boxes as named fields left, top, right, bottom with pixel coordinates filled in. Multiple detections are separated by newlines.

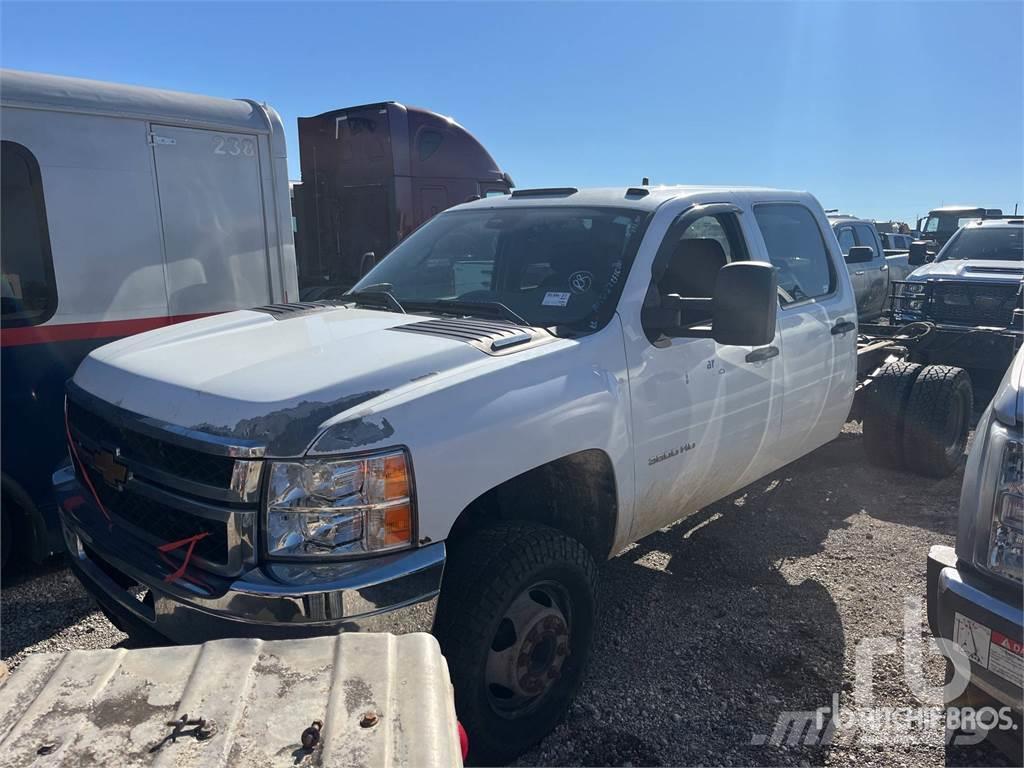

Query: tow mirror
left=908, top=241, right=929, bottom=266
left=845, top=246, right=874, bottom=265
left=712, top=262, right=777, bottom=347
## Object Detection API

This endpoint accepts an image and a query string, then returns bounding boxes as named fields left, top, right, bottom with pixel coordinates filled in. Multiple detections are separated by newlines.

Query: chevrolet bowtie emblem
left=92, top=448, right=129, bottom=489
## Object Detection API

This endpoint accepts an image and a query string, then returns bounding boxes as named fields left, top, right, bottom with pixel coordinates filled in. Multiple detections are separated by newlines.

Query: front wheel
left=434, top=522, right=598, bottom=765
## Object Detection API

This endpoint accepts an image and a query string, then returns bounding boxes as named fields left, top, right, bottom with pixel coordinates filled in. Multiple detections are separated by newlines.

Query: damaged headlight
left=265, top=449, right=414, bottom=558
left=988, top=439, right=1023, bottom=582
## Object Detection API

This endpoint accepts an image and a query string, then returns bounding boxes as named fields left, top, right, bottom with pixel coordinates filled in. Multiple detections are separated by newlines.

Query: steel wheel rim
left=484, top=581, right=572, bottom=719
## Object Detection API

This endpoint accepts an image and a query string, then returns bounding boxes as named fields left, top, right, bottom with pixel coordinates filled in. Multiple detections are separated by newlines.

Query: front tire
left=434, top=522, right=598, bottom=765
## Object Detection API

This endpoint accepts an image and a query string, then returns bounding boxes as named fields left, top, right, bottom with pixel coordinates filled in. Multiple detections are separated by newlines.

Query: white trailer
left=0, top=69, right=298, bottom=571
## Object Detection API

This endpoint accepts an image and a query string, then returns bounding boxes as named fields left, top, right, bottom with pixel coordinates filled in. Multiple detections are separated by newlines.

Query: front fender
left=309, top=319, right=635, bottom=550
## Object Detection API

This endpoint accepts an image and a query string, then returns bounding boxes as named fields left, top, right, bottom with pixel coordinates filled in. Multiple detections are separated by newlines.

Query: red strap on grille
left=157, top=532, right=211, bottom=585
left=64, top=402, right=113, bottom=527
left=65, top=399, right=212, bottom=588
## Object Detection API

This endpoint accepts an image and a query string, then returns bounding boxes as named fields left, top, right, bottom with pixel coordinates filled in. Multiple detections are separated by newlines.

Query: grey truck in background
left=828, top=213, right=912, bottom=320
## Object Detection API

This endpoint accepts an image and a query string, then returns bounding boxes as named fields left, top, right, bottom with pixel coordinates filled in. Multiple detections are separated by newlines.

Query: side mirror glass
left=712, top=262, right=777, bottom=347
left=845, top=246, right=874, bottom=264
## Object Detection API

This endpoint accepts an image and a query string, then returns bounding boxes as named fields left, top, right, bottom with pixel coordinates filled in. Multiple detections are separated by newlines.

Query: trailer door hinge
left=148, top=133, right=176, bottom=146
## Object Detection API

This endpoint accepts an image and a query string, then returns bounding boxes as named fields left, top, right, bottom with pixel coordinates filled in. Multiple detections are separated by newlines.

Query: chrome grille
left=81, top=461, right=230, bottom=565
left=65, top=388, right=261, bottom=576
left=66, top=399, right=235, bottom=487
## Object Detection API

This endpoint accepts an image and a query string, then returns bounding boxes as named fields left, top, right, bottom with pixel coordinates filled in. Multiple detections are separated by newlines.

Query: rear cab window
left=753, top=203, right=837, bottom=306
left=1, top=141, right=56, bottom=327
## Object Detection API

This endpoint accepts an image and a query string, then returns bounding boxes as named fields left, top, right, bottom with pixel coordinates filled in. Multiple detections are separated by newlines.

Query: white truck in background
left=55, top=185, right=973, bottom=763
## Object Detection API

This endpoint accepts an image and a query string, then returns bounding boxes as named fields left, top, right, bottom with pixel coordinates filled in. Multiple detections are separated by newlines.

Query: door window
left=853, top=223, right=879, bottom=256
left=753, top=204, right=836, bottom=306
left=644, top=212, right=749, bottom=336
left=836, top=226, right=856, bottom=255
left=1, top=141, right=56, bottom=327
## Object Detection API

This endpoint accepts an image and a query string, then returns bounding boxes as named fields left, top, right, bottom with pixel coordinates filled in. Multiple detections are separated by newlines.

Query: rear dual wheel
left=863, top=361, right=922, bottom=469
left=902, top=365, right=973, bottom=478
left=862, top=362, right=972, bottom=477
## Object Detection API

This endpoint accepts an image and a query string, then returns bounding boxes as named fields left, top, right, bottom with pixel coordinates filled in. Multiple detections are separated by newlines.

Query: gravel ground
left=1, top=422, right=1017, bottom=767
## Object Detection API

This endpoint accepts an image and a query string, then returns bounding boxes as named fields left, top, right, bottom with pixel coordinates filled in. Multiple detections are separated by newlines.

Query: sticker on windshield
left=542, top=291, right=571, bottom=307
left=569, top=271, right=593, bottom=294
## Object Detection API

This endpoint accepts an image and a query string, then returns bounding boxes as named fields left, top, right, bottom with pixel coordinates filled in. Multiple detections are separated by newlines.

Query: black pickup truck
left=912, top=206, right=1007, bottom=265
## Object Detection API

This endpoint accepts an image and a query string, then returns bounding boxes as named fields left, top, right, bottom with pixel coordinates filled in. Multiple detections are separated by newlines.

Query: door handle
left=831, top=320, right=856, bottom=335
left=854, top=270, right=865, bottom=275
left=879, top=264, right=889, bottom=271
left=745, top=346, right=780, bottom=363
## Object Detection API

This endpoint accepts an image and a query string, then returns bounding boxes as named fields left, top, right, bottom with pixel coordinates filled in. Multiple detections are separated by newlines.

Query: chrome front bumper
left=58, top=495, right=444, bottom=644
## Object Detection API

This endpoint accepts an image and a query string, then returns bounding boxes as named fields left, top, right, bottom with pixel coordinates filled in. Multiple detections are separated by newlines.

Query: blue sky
left=2, top=1, right=1021, bottom=224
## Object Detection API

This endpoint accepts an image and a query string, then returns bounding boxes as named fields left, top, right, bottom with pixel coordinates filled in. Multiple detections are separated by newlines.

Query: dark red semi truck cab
left=293, top=101, right=512, bottom=296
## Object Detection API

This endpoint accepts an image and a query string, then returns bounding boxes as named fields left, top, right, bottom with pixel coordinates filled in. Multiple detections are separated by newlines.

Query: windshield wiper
left=408, top=299, right=529, bottom=326
left=343, top=289, right=406, bottom=314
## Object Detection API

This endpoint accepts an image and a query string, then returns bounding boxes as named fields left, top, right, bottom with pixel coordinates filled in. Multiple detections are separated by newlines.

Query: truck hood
left=73, top=307, right=506, bottom=456
left=907, top=259, right=1024, bottom=283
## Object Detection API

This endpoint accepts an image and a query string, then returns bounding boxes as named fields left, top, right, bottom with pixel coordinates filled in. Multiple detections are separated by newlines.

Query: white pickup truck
left=55, top=186, right=972, bottom=763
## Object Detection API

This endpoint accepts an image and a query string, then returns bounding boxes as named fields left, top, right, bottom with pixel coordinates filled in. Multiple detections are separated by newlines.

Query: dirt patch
left=519, top=424, right=1011, bottom=767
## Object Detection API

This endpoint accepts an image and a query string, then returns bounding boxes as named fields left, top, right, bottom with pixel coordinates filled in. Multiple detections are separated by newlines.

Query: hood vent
left=392, top=317, right=555, bottom=356
left=249, top=301, right=346, bottom=320
left=965, top=265, right=1024, bottom=275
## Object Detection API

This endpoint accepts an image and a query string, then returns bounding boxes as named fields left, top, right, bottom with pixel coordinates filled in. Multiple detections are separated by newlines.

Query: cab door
left=626, top=204, right=784, bottom=541
left=751, top=202, right=857, bottom=467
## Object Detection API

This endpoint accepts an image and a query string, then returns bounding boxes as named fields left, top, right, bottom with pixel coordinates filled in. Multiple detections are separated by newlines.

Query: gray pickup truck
left=828, top=214, right=912, bottom=321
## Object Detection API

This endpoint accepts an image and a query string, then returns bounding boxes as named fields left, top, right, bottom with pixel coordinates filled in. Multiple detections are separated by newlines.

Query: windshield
left=937, top=226, right=1023, bottom=262
left=922, top=213, right=982, bottom=234
left=352, top=206, right=650, bottom=331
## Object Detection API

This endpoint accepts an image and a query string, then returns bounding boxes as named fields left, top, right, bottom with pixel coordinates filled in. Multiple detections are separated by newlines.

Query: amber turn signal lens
left=383, top=503, right=412, bottom=545
left=383, top=454, right=410, bottom=500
